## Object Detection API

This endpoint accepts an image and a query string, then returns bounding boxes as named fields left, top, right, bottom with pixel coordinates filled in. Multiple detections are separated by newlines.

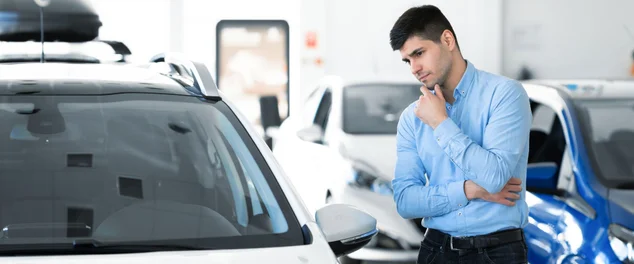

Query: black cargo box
left=0, top=0, right=102, bottom=42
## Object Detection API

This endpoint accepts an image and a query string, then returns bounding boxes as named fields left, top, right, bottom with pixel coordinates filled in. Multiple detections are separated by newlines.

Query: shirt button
left=459, top=204, right=462, bottom=207
left=458, top=212, right=462, bottom=216
left=461, top=91, right=465, bottom=95
left=437, top=138, right=440, bottom=142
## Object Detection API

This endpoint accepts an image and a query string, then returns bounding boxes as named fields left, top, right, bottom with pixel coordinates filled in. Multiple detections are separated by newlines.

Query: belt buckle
left=449, top=236, right=458, bottom=251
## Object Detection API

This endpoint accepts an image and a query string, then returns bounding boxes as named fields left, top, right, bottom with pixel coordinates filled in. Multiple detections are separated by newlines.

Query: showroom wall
left=93, top=0, right=502, bottom=124
left=302, top=0, right=504, bottom=89
left=502, top=0, right=634, bottom=79
left=92, top=0, right=172, bottom=63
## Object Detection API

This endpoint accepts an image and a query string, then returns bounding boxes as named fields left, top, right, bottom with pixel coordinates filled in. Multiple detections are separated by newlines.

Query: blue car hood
left=608, top=189, right=634, bottom=231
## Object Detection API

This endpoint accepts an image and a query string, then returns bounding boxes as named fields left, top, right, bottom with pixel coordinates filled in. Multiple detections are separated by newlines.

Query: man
left=390, top=5, right=531, bottom=264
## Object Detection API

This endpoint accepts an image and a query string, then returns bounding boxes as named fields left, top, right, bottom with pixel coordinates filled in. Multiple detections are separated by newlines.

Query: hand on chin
left=414, top=84, right=448, bottom=129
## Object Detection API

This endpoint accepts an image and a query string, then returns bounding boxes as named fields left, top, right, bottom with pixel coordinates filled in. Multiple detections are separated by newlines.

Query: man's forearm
left=392, top=178, right=467, bottom=219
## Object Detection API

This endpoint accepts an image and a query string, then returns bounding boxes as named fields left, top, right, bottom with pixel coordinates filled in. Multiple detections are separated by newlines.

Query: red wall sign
left=305, top=31, right=317, bottom=49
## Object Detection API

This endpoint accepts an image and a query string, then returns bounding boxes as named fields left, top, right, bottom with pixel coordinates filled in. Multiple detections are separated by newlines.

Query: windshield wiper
left=0, top=239, right=206, bottom=256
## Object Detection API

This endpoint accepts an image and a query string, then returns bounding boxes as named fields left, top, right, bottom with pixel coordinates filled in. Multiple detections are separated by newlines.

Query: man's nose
left=411, top=63, right=422, bottom=75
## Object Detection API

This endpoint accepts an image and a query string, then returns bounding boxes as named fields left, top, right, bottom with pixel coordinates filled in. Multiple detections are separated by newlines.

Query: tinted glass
left=343, top=84, right=420, bottom=134
left=575, top=99, right=634, bottom=188
left=0, top=93, right=304, bottom=252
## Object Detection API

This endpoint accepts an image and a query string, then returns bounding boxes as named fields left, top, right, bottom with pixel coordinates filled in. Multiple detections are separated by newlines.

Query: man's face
left=399, top=35, right=452, bottom=90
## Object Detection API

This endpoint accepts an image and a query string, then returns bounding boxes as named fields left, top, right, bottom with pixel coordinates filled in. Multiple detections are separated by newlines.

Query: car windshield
left=342, top=83, right=420, bottom=134
left=574, top=98, right=634, bottom=188
left=0, top=93, right=304, bottom=253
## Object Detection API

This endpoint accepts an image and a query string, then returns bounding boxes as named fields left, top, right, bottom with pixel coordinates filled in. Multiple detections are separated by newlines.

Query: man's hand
left=415, top=84, right=448, bottom=129
left=482, top=178, right=522, bottom=206
left=464, top=178, right=522, bottom=206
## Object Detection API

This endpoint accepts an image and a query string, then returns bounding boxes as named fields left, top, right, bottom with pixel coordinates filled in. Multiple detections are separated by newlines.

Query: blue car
left=522, top=79, right=634, bottom=264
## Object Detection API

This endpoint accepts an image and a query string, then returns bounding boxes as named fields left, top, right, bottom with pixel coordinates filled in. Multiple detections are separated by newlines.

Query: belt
left=423, top=228, right=525, bottom=250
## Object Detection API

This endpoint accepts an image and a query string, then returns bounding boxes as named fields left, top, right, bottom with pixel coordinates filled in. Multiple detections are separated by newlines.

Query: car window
left=342, top=83, right=419, bottom=134
left=531, top=104, right=556, bottom=133
left=527, top=102, right=566, bottom=168
left=528, top=100, right=572, bottom=193
left=575, top=99, right=634, bottom=188
left=0, top=93, right=304, bottom=251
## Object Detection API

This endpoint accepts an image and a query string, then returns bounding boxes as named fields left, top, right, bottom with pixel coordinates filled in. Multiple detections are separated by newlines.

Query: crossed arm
left=392, top=81, right=532, bottom=219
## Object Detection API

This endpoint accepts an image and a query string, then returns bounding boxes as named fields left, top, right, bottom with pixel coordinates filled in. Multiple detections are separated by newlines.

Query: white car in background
left=270, top=76, right=425, bottom=264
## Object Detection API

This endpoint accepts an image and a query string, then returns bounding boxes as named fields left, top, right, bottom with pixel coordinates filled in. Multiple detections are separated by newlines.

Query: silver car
left=270, top=76, right=424, bottom=263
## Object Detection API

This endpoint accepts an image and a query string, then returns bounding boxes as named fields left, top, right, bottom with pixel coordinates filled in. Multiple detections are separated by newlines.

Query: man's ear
left=442, top=30, right=456, bottom=51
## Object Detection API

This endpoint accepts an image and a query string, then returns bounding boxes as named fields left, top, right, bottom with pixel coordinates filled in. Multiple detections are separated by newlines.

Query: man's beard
left=433, top=61, right=452, bottom=90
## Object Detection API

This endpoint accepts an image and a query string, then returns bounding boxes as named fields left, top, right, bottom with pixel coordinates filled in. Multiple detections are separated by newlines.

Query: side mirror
left=297, top=124, right=324, bottom=143
left=315, top=204, right=377, bottom=257
left=526, top=162, right=559, bottom=191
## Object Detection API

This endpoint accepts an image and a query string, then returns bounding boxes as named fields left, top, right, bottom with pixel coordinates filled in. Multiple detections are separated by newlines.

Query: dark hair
left=389, top=5, right=460, bottom=51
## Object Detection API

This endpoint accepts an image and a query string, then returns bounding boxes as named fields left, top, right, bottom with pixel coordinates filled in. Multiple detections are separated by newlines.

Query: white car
left=0, top=53, right=378, bottom=263
left=270, top=76, right=425, bottom=263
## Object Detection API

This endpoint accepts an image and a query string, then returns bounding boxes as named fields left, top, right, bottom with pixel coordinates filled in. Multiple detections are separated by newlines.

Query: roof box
left=0, top=0, right=102, bottom=42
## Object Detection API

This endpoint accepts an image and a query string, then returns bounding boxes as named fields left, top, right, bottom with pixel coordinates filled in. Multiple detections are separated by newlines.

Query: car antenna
left=33, top=0, right=51, bottom=63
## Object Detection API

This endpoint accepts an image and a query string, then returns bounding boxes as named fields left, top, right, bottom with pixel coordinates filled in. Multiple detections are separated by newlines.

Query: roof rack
left=149, top=52, right=220, bottom=99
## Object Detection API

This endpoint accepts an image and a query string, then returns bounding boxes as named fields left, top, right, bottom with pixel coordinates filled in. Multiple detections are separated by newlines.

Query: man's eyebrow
left=408, top=48, right=423, bottom=57
left=402, top=48, right=422, bottom=62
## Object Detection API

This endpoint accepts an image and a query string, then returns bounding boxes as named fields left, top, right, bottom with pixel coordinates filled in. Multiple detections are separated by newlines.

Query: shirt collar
left=453, top=60, right=475, bottom=98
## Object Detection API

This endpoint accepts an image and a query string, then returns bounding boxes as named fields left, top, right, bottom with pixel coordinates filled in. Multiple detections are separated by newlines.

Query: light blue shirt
left=392, top=60, right=532, bottom=237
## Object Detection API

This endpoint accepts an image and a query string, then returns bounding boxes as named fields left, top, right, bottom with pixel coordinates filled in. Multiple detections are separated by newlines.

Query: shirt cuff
left=433, top=118, right=461, bottom=149
left=447, top=180, right=468, bottom=210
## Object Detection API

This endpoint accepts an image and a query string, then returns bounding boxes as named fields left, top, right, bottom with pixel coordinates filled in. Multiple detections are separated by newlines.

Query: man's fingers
left=420, top=85, right=430, bottom=97
left=508, top=177, right=522, bottom=185
left=506, top=185, right=522, bottom=192
left=504, top=192, right=521, bottom=200
left=434, top=84, right=445, bottom=100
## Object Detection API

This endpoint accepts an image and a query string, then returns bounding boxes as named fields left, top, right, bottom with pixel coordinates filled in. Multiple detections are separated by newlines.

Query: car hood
left=1, top=242, right=337, bottom=264
left=0, top=247, right=336, bottom=264
left=340, top=134, right=396, bottom=181
left=608, top=188, right=634, bottom=231
left=1, top=223, right=338, bottom=264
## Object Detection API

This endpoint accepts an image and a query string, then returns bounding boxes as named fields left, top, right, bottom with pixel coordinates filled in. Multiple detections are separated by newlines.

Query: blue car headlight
left=347, top=162, right=393, bottom=196
left=609, top=224, right=634, bottom=263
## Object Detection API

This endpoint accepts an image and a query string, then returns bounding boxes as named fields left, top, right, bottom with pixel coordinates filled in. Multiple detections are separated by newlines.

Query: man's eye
left=415, top=51, right=423, bottom=56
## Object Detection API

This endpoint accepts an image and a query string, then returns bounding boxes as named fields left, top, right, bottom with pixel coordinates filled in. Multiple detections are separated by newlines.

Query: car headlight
left=609, top=224, right=634, bottom=263
left=347, top=161, right=393, bottom=196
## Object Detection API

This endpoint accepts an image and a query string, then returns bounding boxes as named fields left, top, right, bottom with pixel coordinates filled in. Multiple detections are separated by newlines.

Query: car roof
left=524, top=79, right=634, bottom=100
left=0, top=62, right=191, bottom=96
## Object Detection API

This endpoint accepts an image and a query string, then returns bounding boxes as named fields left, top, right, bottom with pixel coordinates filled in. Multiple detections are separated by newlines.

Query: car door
left=524, top=98, right=571, bottom=264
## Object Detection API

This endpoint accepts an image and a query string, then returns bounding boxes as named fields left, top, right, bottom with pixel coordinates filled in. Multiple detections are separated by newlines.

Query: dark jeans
left=417, top=230, right=528, bottom=264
